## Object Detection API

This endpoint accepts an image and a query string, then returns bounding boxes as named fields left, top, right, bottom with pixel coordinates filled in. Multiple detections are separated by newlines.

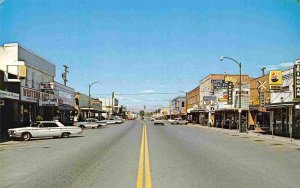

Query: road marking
left=136, top=123, right=152, bottom=188
left=136, top=124, right=145, bottom=188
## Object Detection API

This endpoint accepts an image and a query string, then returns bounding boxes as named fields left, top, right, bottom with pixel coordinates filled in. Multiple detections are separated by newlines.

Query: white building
left=0, top=43, right=55, bottom=125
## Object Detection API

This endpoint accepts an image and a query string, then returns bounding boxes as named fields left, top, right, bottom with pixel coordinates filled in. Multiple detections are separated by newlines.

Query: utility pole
left=111, top=92, right=115, bottom=118
left=62, top=65, right=69, bottom=86
left=261, top=67, right=266, bottom=76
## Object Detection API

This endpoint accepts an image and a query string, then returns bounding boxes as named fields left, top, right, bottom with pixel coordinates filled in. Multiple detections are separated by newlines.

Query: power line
left=91, top=92, right=181, bottom=96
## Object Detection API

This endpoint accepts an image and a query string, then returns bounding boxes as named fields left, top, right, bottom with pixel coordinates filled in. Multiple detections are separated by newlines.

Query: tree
left=139, top=110, right=145, bottom=116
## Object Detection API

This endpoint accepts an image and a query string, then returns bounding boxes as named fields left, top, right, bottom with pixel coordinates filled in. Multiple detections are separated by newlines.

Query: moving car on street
left=172, top=118, right=188, bottom=125
left=75, top=118, right=107, bottom=128
left=154, top=117, right=165, bottom=125
left=8, top=121, right=83, bottom=141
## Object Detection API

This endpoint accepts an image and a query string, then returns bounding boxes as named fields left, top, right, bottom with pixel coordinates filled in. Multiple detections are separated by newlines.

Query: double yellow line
left=136, top=123, right=152, bottom=188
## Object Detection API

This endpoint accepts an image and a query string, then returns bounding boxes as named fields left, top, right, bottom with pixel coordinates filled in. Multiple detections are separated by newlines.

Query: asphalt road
left=1, top=120, right=300, bottom=188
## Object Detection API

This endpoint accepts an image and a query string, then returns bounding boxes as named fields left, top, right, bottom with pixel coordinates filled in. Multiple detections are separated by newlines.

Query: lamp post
left=220, top=56, right=242, bottom=132
left=178, top=90, right=188, bottom=120
left=88, top=81, right=101, bottom=118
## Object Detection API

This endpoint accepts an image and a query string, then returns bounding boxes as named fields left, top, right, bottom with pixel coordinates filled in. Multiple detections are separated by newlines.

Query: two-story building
left=187, top=86, right=201, bottom=123
left=0, top=43, right=55, bottom=128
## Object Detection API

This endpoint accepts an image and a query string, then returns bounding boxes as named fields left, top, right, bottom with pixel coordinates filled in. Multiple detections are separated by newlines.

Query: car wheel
left=97, top=125, right=102, bottom=128
left=61, top=132, right=70, bottom=138
left=80, top=125, right=86, bottom=129
left=22, top=132, right=31, bottom=141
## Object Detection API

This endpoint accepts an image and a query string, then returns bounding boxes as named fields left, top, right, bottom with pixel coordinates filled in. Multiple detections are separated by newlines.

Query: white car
left=154, top=117, right=165, bottom=125
left=172, top=118, right=188, bottom=125
left=76, top=118, right=107, bottom=128
left=168, top=119, right=176, bottom=124
left=8, top=121, right=83, bottom=141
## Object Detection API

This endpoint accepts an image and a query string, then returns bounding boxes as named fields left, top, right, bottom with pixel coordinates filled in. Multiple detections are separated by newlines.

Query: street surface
left=1, top=120, right=300, bottom=188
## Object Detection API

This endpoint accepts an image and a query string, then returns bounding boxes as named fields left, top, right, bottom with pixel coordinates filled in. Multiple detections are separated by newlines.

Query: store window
left=294, top=110, right=300, bottom=132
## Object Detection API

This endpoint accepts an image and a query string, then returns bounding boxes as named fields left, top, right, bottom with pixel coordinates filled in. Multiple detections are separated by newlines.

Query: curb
left=185, top=124, right=300, bottom=147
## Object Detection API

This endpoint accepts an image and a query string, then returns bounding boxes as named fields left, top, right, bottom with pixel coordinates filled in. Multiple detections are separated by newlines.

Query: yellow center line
left=144, top=124, right=152, bottom=188
left=136, top=122, right=152, bottom=188
left=136, top=124, right=145, bottom=188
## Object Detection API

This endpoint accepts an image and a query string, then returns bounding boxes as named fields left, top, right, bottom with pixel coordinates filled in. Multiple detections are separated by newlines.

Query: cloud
left=0, top=0, right=6, bottom=5
left=140, top=89, right=154, bottom=93
left=262, top=62, right=294, bottom=71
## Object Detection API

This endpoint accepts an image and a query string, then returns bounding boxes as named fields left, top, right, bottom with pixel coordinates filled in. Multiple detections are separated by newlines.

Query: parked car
left=168, top=119, right=176, bottom=124
left=8, top=121, right=83, bottom=141
left=75, top=118, right=107, bottom=128
left=99, top=117, right=124, bottom=124
left=150, top=117, right=155, bottom=121
left=172, top=118, right=188, bottom=125
left=154, top=117, right=165, bottom=125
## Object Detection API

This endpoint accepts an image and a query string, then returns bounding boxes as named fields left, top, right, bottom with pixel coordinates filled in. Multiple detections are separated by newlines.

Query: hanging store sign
left=39, top=99, right=58, bottom=106
left=227, top=82, right=233, bottom=105
left=203, top=96, right=217, bottom=101
left=294, top=64, right=300, bottom=100
left=269, top=70, right=282, bottom=90
left=0, top=90, right=19, bottom=100
left=211, top=80, right=228, bottom=89
left=40, top=82, right=54, bottom=90
left=259, top=92, right=265, bottom=107
left=218, top=98, right=227, bottom=102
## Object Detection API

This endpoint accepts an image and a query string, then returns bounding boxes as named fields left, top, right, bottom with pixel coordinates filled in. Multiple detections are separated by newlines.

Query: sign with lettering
left=227, top=82, right=234, bottom=105
left=40, top=82, right=54, bottom=90
left=294, top=64, right=300, bottom=100
left=0, top=90, right=19, bottom=100
left=21, top=87, right=53, bottom=103
left=203, top=96, right=217, bottom=101
left=259, top=92, right=265, bottom=107
left=211, top=80, right=228, bottom=89
left=269, top=70, right=282, bottom=90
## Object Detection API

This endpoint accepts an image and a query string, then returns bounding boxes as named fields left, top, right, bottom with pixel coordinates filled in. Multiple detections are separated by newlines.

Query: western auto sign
left=269, top=70, right=282, bottom=90
left=294, top=64, right=300, bottom=100
left=21, top=87, right=53, bottom=103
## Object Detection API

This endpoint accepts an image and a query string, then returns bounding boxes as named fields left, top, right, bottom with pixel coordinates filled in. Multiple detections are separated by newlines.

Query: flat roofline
left=3, top=43, right=56, bottom=67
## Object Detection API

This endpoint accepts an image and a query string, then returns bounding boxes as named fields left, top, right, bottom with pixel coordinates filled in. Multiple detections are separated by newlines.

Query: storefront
left=0, top=89, right=20, bottom=137
left=52, top=82, right=75, bottom=126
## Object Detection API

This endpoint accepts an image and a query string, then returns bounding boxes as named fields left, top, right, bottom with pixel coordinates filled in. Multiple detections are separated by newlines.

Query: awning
left=80, top=107, right=107, bottom=113
left=57, top=105, right=76, bottom=111
left=265, top=102, right=295, bottom=109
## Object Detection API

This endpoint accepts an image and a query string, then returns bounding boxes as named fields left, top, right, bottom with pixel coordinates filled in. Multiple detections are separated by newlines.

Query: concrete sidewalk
left=185, top=123, right=300, bottom=146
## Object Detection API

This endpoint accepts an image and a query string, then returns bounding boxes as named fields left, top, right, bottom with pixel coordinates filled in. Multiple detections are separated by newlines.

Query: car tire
left=97, top=125, right=102, bottom=128
left=22, top=132, right=31, bottom=141
left=61, top=132, right=70, bottom=138
left=80, top=125, right=86, bottom=129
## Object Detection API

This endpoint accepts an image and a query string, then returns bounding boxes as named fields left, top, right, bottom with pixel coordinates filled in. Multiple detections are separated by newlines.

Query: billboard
left=269, top=70, right=282, bottom=90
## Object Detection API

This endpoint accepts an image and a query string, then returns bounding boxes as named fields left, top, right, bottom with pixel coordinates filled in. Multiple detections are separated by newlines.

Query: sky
left=1, top=0, right=300, bottom=111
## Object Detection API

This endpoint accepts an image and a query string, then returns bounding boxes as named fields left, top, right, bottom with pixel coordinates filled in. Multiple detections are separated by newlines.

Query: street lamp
left=88, top=81, right=102, bottom=118
left=178, top=90, right=188, bottom=120
left=220, top=56, right=243, bottom=132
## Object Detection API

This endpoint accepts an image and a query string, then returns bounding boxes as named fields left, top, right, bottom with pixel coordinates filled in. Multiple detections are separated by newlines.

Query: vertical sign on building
left=227, top=82, right=233, bottom=105
left=294, top=64, right=300, bottom=100
left=269, top=70, right=282, bottom=90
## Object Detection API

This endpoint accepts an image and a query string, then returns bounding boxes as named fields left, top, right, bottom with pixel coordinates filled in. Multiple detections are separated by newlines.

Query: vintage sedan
left=75, top=118, right=107, bottom=128
left=8, top=121, right=83, bottom=141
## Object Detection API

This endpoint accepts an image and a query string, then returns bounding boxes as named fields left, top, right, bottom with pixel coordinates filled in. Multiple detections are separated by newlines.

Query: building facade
left=199, top=74, right=250, bottom=126
left=171, top=96, right=186, bottom=118
left=187, top=86, right=200, bottom=123
left=0, top=43, right=55, bottom=128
